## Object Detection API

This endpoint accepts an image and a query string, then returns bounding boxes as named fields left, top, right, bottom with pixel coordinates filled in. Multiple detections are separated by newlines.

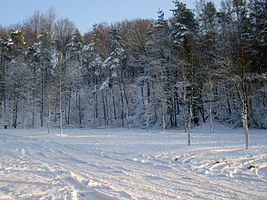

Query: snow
left=99, top=79, right=109, bottom=90
left=0, top=124, right=266, bottom=200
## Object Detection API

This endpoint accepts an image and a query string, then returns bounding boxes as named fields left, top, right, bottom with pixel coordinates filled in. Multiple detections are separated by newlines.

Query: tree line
left=0, top=0, right=266, bottom=148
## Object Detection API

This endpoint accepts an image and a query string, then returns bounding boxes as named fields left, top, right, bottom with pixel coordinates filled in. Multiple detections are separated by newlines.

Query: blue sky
left=0, top=0, right=219, bottom=33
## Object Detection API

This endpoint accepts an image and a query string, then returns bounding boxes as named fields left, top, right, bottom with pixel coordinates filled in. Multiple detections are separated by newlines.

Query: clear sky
left=0, top=0, right=220, bottom=33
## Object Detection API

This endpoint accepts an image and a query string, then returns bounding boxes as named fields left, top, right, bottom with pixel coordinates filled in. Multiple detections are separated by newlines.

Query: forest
left=0, top=0, right=266, bottom=144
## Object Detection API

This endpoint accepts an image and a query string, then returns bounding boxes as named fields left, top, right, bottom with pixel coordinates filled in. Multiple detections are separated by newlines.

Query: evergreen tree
left=27, top=30, right=54, bottom=127
left=170, top=1, right=199, bottom=145
left=197, top=1, right=220, bottom=133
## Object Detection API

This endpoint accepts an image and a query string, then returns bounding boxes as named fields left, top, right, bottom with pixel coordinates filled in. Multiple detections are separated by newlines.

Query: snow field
left=0, top=125, right=266, bottom=199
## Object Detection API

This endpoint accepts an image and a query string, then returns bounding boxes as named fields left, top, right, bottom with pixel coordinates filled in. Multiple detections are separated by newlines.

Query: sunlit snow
left=0, top=124, right=266, bottom=199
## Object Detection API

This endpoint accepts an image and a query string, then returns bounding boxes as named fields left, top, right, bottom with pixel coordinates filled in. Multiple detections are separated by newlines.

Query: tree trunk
left=112, top=89, right=117, bottom=120
left=23, top=105, right=28, bottom=130
left=105, top=91, right=109, bottom=126
left=140, top=84, right=145, bottom=108
left=209, top=81, right=214, bottom=133
left=64, top=98, right=68, bottom=124
left=125, top=106, right=131, bottom=131
left=227, top=98, right=232, bottom=116
left=209, top=100, right=214, bottom=134
left=188, top=103, right=193, bottom=146
left=147, top=80, right=150, bottom=103
left=47, top=99, right=51, bottom=134
left=171, top=100, right=175, bottom=127
left=102, top=90, right=107, bottom=126
left=111, top=88, right=117, bottom=127
left=119, top=84, right=124, bottom=127
left=54, top=107, right=57, bottom=124
left=59, top=72, right=63, bottom=135
left=40, top=71, right=44, bottom=127
left=67, top=93, right=71, bottom=125
left=173, top=95, right=177, bottom=127
left=94, top=87, right=98, bottom=128
left=183, top=88, right=187, bottom=133
left=122, top=83, right=131, bottom=131
left=12, top=100, right=18, bottom=128
left=78, top=93, right=82, bottom=125
left=242, top=98, right=249, bottom=149
left=175, top=96, right=179, bottom=127
left=32, top=104, right=35, bottom=126
left=162, top=108, right=166, bottom=132
left=146, top=115, right=150, bottom=132
left=144, top=100, right=150, bottom=132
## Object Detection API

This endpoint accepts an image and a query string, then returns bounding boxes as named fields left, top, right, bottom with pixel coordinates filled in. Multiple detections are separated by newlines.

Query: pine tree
left=170, top=1, right=198, bottom=145
left=146, top=9, right=177, bottom=131
left=28, top=30, right=53, bottom=127
left=197, top=1, right=220, bottom=133
left=3, top=30, right=28, bottom=128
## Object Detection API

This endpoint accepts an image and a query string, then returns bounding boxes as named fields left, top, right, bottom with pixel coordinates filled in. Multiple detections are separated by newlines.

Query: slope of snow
left=0, top=124, right=266, bottom=200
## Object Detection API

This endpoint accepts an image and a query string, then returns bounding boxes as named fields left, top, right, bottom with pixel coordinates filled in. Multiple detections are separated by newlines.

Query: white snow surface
left=0, top=124, right=266, bottom=200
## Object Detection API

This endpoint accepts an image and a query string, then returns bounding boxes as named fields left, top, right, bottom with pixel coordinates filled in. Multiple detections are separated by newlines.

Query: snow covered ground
left=0, top=124, right=266, bottom=200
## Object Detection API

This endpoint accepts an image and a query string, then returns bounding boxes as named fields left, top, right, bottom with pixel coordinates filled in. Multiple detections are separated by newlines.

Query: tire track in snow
left=37, top=140, right=265, bottom=200
left=20, top=140, right=133, bottom=200
left=1, top=130, right=266, bottom=200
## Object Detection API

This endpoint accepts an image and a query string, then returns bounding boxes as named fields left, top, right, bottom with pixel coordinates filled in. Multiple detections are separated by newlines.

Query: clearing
left=0, top=124, right=266, bottom=199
